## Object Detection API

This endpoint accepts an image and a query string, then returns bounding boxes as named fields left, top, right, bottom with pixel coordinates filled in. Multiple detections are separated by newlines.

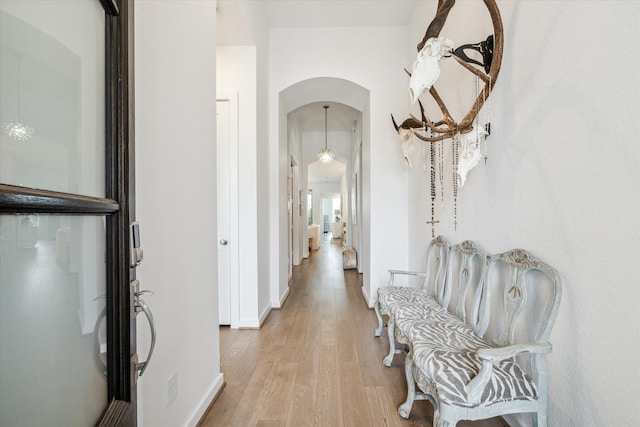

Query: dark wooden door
left=0, top=0, right=137, bottom=424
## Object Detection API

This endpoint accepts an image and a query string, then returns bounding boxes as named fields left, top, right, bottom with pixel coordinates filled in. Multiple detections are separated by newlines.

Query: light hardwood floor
left=199, top=234, right=507, bottom=427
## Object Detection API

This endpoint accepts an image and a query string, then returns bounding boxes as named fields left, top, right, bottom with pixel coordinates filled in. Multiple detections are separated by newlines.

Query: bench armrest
left=477, top=342, right=552, bottom=361
left=387, top=270, right=426, bottom=286
left=466, top=342, right=552, bottom=403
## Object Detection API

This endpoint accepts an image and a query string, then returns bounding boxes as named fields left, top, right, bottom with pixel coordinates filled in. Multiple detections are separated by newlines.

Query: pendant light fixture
left=4, top=55, right=34, bottom=142
left=317, top=105, right=334, bottom=164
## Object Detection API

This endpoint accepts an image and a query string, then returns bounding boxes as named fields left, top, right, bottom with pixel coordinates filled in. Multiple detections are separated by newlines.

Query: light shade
left=5, top=56, right=35, bottom=142
left=317, top=147, right=334, bottom=164
left=4, top=119, right=35, bottom=142
left=317, top=105, right=334, bottom=163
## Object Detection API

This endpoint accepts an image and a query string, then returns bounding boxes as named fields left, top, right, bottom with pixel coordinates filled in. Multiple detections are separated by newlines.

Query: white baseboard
left=277, top=286, right=290, bottom=308
left=238, top=302, right=276, bottom=329
left=239, top=318, right=260, bottom=329
left=361, top=285, right=372, bottom=308
left=259, top=304, right=272, bottom=327
left=186, top=372, right=224, bottom=427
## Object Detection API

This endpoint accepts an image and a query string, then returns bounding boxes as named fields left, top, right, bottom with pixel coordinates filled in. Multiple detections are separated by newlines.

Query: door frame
left=0, top=0, right=136, bottom=423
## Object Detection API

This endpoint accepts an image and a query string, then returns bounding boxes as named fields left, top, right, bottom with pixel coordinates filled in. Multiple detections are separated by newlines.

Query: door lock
left=130, top=221, right=143, bottom=267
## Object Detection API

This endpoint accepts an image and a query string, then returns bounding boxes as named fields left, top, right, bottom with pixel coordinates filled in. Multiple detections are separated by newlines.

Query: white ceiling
left=264, top=0, right=419, bottom=29
left=290, top=101, right=358, bottom=133
left=217, top=0, right=419, bottom=49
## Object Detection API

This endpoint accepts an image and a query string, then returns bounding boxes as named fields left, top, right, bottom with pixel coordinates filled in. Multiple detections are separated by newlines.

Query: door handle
left=130, top=279, right=156, bottom=378
left=135, top=295, right=156, bottom=377
left=220, top=239, right=228, bottom=245
left=92, top=306, right=107, bottom=380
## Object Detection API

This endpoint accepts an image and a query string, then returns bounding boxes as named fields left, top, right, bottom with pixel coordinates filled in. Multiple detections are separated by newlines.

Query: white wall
left=135, top=1, right=222, bottom=426
left=269, top=26, right=410, bottom=307
left=216, top=46, right=260, bottom=328
left=236, top=2, right=272, bottom=319
left=407, top=1, right=640, bottom=425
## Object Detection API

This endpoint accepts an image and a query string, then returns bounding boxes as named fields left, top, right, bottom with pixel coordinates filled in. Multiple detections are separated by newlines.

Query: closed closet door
left=216, top=100, right=231, bottom=326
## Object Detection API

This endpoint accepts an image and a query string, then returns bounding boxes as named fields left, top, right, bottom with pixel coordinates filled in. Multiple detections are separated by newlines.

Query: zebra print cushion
left=393, top=301, right=452, bottom=328
left=405, top=314, right=538, bottom=408
left=413, top=348, right=538, bottom=408
left=392, top=300, right=452, bottom=346
left=377, top=286, right=435, bottom=316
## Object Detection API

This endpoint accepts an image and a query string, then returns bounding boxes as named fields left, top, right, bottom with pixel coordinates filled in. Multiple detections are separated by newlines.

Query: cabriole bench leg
left=398, top=350, right=415, bottom=419
left=374, top=301, right=384, bottom=337
left=383, top=318, right=396, bottom=367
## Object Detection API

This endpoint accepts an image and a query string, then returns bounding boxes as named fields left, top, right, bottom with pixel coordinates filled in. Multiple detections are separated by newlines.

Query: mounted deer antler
left=410, top=0, right=504, bottom=143
left=418, top=0, right=456, bottom=51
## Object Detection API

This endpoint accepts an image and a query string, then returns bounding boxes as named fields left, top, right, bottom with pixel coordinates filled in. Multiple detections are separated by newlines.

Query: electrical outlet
left=167, top=373, right=178, bottom=406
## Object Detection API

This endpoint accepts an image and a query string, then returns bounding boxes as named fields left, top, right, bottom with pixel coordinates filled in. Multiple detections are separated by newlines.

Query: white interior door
left=216, top=101, right=231, bottom=325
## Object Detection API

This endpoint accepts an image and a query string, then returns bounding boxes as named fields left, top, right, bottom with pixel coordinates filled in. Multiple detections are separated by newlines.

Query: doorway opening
left=278, top=78, right=368, bottom=297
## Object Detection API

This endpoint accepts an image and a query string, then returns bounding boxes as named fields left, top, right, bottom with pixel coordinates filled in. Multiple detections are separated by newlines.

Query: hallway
left=199, top=234, right=506, bottom=426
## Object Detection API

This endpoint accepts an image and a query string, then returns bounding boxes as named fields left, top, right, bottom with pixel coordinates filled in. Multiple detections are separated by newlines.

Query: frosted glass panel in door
left=0, top=215, right=107, bottom=426
left=0, top=1, right=105, bottom=197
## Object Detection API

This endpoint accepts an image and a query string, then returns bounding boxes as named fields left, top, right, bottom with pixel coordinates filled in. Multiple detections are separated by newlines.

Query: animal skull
left=408, top=37, right=454, bottom=104
left=399, top=128, right=417, bottom=168
left=391, top=100, right=427, bottom=168
left=456, top=124, right=488, bottom=187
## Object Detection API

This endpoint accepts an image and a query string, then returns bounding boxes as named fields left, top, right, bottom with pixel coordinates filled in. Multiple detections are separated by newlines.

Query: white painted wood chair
left=398, top=248, right=562, bottom=427
left=373, top=236, right=449, bottom=366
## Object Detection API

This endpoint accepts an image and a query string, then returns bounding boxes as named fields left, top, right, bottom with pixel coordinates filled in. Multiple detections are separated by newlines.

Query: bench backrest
left=421, top=235, right=449, bottom=302
left=484, top=249, right=562, bottom=347
left=440, top=240, right=490, bottom=337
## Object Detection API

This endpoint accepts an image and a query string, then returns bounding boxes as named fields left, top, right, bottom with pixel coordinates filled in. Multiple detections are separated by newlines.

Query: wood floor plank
left=280, top=308, right=309, bottom=363
left=198, top=384, right=246, bottom=426
left=285, top=384, right=315, bottom=427
left=227, top=361, right=275, bottom=426
left=365, top=385, right=405, bottom=427
left=314, top=344, right=343, bottom=426
left=258, top=362, right=298, bottom=422
left=256, top=421, right=287, bottom=427
left=339, top=361, right=373, bottom=426
left=294, top=341, right=320, bottom=386
left=221, top=338, right=260, bottom=386
left=319, top=316, right=338, bottom=346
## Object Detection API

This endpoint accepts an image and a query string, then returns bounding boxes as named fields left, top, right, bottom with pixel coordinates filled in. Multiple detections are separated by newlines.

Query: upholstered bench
left=395, top=248, right=562, bottom=427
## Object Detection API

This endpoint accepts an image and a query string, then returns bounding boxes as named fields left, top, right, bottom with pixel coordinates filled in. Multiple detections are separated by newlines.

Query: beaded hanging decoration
left=452, top=132, right=459, bottom=231
left=483, top=75, right=492, bottom=163
left=422, top=138, right=429, bottom=233
left=426, top=130, right=439, bottom=237
left=438, top=138, right=444, bottom=212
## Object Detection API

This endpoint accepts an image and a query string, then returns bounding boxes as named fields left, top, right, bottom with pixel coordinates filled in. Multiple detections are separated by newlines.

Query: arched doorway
left=273, top=78, right=370, bottom=302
